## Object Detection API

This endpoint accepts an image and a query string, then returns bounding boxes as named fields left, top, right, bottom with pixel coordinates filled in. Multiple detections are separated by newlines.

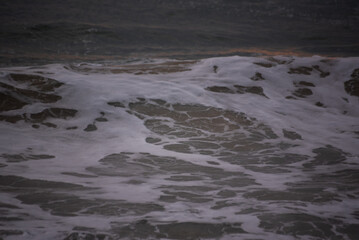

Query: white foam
left=0, top=56, right=358, bottom=239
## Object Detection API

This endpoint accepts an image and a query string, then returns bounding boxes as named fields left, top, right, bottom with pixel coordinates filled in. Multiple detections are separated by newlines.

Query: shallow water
left=0, top=56, right=359, bottom=239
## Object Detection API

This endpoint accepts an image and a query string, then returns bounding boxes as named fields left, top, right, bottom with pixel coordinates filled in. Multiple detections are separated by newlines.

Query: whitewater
left=0, top=55, right=358, bottom=240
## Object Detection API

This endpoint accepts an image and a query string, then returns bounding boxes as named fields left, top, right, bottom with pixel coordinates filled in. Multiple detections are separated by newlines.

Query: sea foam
left=0, top=56, right=358, bottom=239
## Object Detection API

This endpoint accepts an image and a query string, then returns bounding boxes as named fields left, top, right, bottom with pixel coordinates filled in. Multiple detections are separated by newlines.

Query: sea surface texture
left=1, top=0, right=359, bottom=240
left=1, top=0, right=359, bottom=65
left=0, top=56, right=358, bottom=239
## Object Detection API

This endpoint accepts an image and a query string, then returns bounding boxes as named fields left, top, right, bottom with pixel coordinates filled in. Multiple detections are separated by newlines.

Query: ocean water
left=1, top=1, right=359, bottom=240
left=1, top=0, right=359, bottom=65
left=0, top=56, right=358, bottom=239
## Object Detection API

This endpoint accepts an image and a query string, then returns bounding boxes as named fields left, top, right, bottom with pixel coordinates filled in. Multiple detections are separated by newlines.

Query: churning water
left=0, top=56, right=358, bottom=239
left=1, top=1, right=359, bottom=240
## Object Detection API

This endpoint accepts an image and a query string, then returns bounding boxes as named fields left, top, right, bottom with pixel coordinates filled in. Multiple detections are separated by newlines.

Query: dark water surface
left=1, top=1, right=359, bottom=240
left=1, top=0, right=359, bottom=65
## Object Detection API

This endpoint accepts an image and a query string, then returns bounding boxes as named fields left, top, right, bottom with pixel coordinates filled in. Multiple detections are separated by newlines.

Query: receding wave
left=0, top=55, right=358, bottom=239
